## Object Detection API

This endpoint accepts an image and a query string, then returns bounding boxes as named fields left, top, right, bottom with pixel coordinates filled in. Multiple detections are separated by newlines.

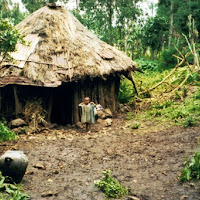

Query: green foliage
left=0, top=171, right=29, bottom=199
left=75, top=0, right=141, bottom=57
left=118, top=79, right=133, bottom=103
left=0, top=122, right=17, bottom=142
left=143, top=90, right=200, bottom=127
left=187, top=72, right=200, bottom=85
left=183, top=117, right=196, bottom=128
left=180, top=151, right=200, bottom=182
left=193, top=89, right=200, bottom=100
left=126, top=112, right=135, bottom=120
left=136, top=59, right=159, bottom=71
left=0, top=1, right=26, bottom=25
left=159, top=47, right=178, bottom=69
left=141, top=16, right=168, bottom=52
left=129, top=122, right=140, bottom=129
left=22, top=0, right=68, bottom=13
left=94, top=170, right=129, bottom=199
left=0, top=18, right=25, bottom=62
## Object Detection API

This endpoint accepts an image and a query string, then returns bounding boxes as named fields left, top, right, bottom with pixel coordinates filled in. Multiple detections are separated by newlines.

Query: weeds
left=0, top=172, right=29, bottom=199
left=0, top=123, right=17, bottom=142
left=179, top=151, right=200, bottom=182
left=183, top=117, right=196, bottom=128
left=129, top=122, right=140, bottom=129
left=126, top=112, right=135, bottom=120
left=119, top=79, right=134, bottom=103
left=94, top=170, right=129, bottom=199
left=129, top=88, right=200, bottom=128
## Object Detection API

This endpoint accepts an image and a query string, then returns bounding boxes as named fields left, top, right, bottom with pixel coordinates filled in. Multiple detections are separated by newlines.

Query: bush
left=159, top=46, right=194, bottom=70
left=159, top=47, right=177, bottom=69
left=180, top=152, right=200, bottom=182
left=183, top=117, right=196, bottom=128
left=94, top=170, right=129, bottom=199
left=193, top=89, right=200, bottom=100
left=0, top=123, right=17, bottom=142
left=135, top=59, right=159, bottom=71
left=118, top=79, right=133, bottom=103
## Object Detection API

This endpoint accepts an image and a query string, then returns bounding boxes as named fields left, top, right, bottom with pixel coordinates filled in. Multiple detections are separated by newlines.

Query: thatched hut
left=0, top=4, right=136, bottom=125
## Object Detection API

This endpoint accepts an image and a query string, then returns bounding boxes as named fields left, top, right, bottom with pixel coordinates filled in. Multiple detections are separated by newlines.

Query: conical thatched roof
left=0, top=4, right=136, bottom=87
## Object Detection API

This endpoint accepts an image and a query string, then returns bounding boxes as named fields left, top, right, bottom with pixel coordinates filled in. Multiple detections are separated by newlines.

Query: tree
left=74, top=0, right=141, bottom=58
left=22, top=0, right=68, bottom=13
left=141, top=16, right=168, bottom=58
left=0, top=1, right=26, bottom=25
left=0, top=18, right=25, bottom=65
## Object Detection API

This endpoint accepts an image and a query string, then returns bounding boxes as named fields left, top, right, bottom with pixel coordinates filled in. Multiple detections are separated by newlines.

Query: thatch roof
left=0, top=4, right=136, bottom=87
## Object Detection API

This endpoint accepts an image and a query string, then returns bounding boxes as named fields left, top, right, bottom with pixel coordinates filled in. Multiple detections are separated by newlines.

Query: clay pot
left=0, top=150, right=28, bottom=183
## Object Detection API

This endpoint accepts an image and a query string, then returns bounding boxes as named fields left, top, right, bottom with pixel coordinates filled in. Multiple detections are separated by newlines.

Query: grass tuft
left=94, top=170, right=129, bottom=199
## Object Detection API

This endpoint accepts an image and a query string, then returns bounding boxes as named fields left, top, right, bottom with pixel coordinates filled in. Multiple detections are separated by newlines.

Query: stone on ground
left=11, top=118, right=26, bottom=128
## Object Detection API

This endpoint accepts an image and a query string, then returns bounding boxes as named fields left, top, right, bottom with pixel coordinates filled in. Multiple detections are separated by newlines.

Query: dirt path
left=1, top=115, right=200, bottom=200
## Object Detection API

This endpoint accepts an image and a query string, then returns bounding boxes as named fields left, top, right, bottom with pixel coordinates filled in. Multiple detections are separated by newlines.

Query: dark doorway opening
left=51, top=84, right=73, bottom=125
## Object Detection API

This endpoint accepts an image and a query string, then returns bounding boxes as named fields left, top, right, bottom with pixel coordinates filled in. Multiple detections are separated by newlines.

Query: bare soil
left=1, top=115, right=200, bottom=200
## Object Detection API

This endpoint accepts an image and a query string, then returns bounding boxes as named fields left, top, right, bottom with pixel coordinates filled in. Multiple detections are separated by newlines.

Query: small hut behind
left=0, top=4, right=136, bottom=125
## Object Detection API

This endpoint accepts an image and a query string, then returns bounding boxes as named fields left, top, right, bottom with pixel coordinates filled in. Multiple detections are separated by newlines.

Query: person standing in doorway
left=79, top=97, right=95, bottom=133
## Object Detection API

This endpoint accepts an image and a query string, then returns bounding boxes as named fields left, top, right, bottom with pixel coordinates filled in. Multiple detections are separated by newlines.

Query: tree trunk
left=168, top=0, right=174, bottom=48
left=107, top=0, right=113, bottom=45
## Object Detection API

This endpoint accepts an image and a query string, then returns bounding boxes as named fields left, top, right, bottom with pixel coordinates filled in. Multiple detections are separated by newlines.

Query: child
left=79, top=97, right=95, bottom=133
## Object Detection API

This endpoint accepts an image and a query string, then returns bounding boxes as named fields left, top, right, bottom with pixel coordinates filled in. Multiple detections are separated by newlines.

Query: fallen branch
left=139, top=58, right=185, bottom=95
left=139, top=52, right=191, bottom=96
left=167, top=70, right=190, bottom=100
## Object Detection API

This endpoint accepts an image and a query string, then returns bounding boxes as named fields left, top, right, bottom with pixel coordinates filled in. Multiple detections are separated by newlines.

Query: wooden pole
left=13, top=86, right=22, bottom=117
left=0, top=88, right=1, bottom=112
left=98, top=80, right=105, bottom=107
left=110, top=80, right=116, bottom=112
left=47, top=88, right=53, bottom=122
left=73, top=85, right=79, bottom=124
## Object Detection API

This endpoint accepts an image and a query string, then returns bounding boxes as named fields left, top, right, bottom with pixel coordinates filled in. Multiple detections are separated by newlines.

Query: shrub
left=193, top=89, right=200, bottom=100
left=94, top=170, right=129, bottom=199
left=183, top=117, right=196, bottom=128
left=159, top=47, right=177, bottom=69
left=118, top=79, right=133, bottom=103
left=135, top=59, right=159, bottom=71
left=159, top=46, right=193, bottom=70
left=180, top=152, right=200, bottom=182
left=187, top=72, right=200, bottom=84
left=0, top=123, right=17, bottom=142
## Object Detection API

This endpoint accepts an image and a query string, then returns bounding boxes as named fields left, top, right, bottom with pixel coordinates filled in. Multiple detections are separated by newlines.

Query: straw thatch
left=0, top=4, right=136, bottom=87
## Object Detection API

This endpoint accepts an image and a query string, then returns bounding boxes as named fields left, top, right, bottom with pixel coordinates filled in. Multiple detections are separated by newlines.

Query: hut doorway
left=51, top=84, right=73, bottom=125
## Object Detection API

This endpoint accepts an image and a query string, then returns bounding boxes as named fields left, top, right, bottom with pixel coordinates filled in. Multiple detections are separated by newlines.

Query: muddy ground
left=1, top=115, right=200, bottom=200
